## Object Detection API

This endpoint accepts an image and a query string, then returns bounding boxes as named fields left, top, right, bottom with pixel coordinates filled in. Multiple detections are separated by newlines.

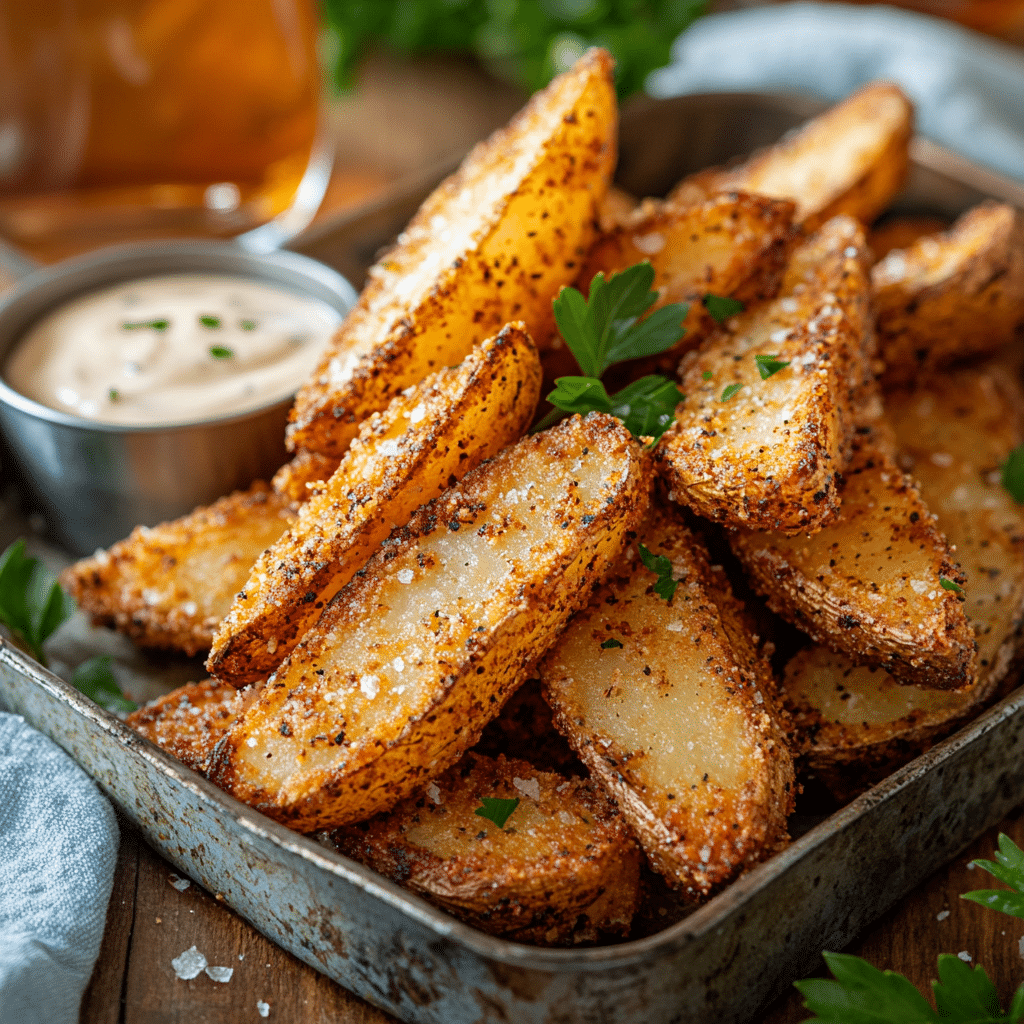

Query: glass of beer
left=0, top=0, right=329, bottom=263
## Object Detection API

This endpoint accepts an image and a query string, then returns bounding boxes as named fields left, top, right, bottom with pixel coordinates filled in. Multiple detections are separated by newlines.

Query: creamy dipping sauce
left=3, top=273, right=343, bottom=425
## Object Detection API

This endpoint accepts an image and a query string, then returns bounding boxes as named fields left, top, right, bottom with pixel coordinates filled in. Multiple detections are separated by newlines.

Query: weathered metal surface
left=4, top=93, right=1024, bottom=1024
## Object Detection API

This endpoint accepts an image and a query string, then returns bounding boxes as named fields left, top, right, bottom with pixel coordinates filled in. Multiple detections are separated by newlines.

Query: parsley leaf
left=703, top=293, right=744, bottom=324
left=600, top=638, right=623, bottom=649
left=720, top=383, right=742, bottom=402
left=931, top=955, right=1015, bottom=1022
left=638, top=543, right=678, bottom=601
left=209, top=346, right=234, bottom=359
left=474, top=796, right=519, bottom=829
left=962, top=834, right=1024, bottom=919
left=940, top=576, right=965, bottom=596
left=1002, top=445, right=1024, bottom=504
left=72, top=656, right=137, bottom=714
left=121, top=318, right=169, bottom=332
left=553, top=263, right=687, bottom=379
left=198, top=314, right=222, bottom=329
left=108, top=388, right=120, bottom=402
left=702, top=370, right=713, bottom=381
left=240, top=319, right=257, bottom=331
left=0, top=540, right=75, bottom=664
left=754, top=353, right=791, bottom=380
left=547, top=376, right=612, bottom=417
left=545, top=374, right=684, bottom=443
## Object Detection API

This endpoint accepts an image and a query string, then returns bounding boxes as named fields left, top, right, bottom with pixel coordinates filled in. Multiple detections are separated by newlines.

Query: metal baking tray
left=4, top=91, right=1024, bottom=1024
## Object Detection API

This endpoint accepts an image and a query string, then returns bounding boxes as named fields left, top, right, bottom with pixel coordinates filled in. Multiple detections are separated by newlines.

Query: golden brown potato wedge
left=206, top=413, right=649, bottom=832
left=127, top=679, right=245, bottom=774
left=669, top=82, right=913, bottom=230
left=784, top=363, right=1024, bottom=795
left=208, top=324, right=542, bottom=687
left=272, top=449, right=341, bottom=505
left=286, top=49, right=617, bottom=458
left=868, top=215, right=949, bottom=263
left=654, top=216, right=873, bottom=534
left=541, top=506, right=794, bottom=899
left=62, top=483, right=295, bottom=656
left=872, top=202, right=1024, bottom=386
left=731, top=427, right=975, bottom=690
left=329, top=752, right=640, bottom=946
left=581, top=191, right=796, bottom=362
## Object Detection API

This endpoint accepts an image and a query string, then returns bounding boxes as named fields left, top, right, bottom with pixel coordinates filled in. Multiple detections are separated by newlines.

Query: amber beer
left=0, top=0, right=324, bottom=260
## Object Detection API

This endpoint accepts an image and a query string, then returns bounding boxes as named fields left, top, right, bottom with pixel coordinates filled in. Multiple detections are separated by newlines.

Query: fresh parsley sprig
left=547, top=375, right=685, bottom=442
left=0, top=540, right=137, bottom=712
left=474, top=796, right=519, bottom=829
left=638, top=543, right=678, bottom=601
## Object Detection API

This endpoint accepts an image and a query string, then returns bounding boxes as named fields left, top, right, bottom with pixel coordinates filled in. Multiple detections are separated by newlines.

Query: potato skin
left=731, top=427, right=975, bottom=690
left=654, top=216, right=874, bottom=535
left=670, top=81, right=913, bottom=231
left=541, top=506, right=794, bottom=899
left=286, top=49, right=617, bottom=458
left=873, top=202, right=1024, bottom=387
left=207, top=323, right=542, bottom=687
left=272, top=449, right=341, bottom=506
left=61, top=483, right=294, bottom=656
left=207, top=414, right=650, bottom=832
left=329, top=752, right=640, bottom=946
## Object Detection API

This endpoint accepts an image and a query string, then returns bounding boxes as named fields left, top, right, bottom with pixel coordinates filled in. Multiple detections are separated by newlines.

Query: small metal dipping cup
left=0, top=241, right=357, bottom=554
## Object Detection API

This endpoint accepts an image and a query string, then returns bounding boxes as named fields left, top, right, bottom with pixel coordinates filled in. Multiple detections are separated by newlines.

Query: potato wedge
left=581, top=191, right=796, bottom=363
left=272, top=449, right=341, bottom=505
left=872, top=202, right=1024, bottom=386
left=329, top=752, right=640, bottom=946
left=654, top=216, right=873, bottom=534
left=541, top=506, right=794, bottom=899
left=208, top=324, right=542, bottom=687
left=286, top=49, right=617, bottom=458
left=127, top=679, right=245, bottom=774
left=731, top=427, right=975, bottom=690
left=669, top=82, right=912, bottom=231
left=206, top=413, right=649, bottom=831
left=784, top=363, right=1024, bottom=793
left=62, top=483, right=295, bottom=656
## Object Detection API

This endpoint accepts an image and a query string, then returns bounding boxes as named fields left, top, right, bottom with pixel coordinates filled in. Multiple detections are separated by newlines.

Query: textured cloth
left=0, top=712, right=119, bottom=1024
left=647, top=2, right=1024, bottom=182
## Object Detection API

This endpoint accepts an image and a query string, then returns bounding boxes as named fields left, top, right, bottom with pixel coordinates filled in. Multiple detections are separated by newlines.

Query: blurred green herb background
left=320, top=0, right=707, bottom=99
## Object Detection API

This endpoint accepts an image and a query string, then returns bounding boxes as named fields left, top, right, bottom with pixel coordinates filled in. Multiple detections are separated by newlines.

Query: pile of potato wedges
left=64, top=52, right=1024, bottom=945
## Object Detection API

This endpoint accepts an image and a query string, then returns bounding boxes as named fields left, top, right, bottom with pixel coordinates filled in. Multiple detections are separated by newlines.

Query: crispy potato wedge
left=541, top=506, right=794, bottom=899
left=206, top=413, right=649, bottom=831
left=62, top=483, right=295, bottom=656
left=868, top=215, right=949, bottom=263
left=872, top=202, right=1024, bottom=386
left=272, top=449, right=341, bottom=506
left=127, top=679, right=245, bottom=774
left=208, top=324, right=542, bottom=687
left=784, top=363, right=1024, bottom=794
left=669, top=82, right=912, bottom=231
left=654, top=216, right=873, bottom=534
left=329, top=752, right=640, bottom=945
left=581, top=191, right=796, bottom=363
left=731, top=427, right=975, bottom=690
left=287, top=49, right=617, bottom=458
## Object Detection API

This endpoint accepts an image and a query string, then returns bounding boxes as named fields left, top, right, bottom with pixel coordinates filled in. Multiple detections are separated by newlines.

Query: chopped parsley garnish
left=198, top=314, right=222, bottom=329
left=754, top=353, right=791, bottom=380
left=474, top=796, right=519, bottom=829
left=702, top=370, right=713, bottom=381
left=940, top=576, right=965, bottom=596
left=209, top=346, right=234, bottom=359
left=121, top=319, right=169, bottom=332
left=240, top=319, right=257, bottom=331
left=720, top=383, right=742, bottom=402
left=703, top=293, right=745, bottom=324
left=638, top=543, right=678, bottom=601
left=1002, top=445, right=1024, bottom=504
left=600, top=637, right=623, bottom=649
left=108, top=388, right=120, bottom=402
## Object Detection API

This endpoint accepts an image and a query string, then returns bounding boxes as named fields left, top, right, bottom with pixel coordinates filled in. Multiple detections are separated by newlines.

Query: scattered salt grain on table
left=936, top=910, right=950, bottom=921
left=257, top=1001, right=271, bottom=1017
left=957, top=951, right=972, bottom=962
left=172, top=946, right=207, bottom=980
left=169, top=874, right=191, bottom=892
left=206, top=965, right=234, bottom=983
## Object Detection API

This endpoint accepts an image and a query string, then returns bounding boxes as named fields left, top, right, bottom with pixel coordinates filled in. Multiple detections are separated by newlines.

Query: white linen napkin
left=647, top=2, right=1024, bottom=182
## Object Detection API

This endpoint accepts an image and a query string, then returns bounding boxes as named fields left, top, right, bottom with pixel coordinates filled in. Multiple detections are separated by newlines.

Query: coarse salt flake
left=206, top=965, right=234, bottom=983
left=930, top=452, right=953, bottom=467
left=257, top=1001, right=271, bottom=1018
left=558, top=810, right=575, bottom=825
left=396, top=568, right=414, bottom=584
left=666, top=620, right=683, bottom=632
left=958, top=951, right=972, bottom=962
left=909, top=579, right=929, bottom=595
left=513, top=776, right=540, bottom=800
left=172, top=946, right=207, bottom=980
left=378, top=439, right=400, bottom=457
left=426, top=782, right=441, bottom=804
left=245, top=738, right=257, bottom=748
left=408, top=403, right=426, bottom=424
left=937, top=910, right=950, bottom=921
left=360, top=674, right=380, bottom=699
left=633, top=232, right=665, bottom=255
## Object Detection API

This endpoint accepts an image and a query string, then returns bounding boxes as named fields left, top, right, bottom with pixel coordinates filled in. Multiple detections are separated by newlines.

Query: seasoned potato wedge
left=208, top=324, right=542, bottom=687
left=731, top=427, right=975, bottom=690
left=329, top=752, right=640, bottom=945
left=784, top=363, right=1024, bottom=793
left=541, top=507, right=794, bottom=899
left=669, top=82, right=912, bottom=230
left=127, top=679, right=245, bottom=774
left=581, top=191, right=796, bottom=362
left=287, top=49, right=617, bottom=458
left=62, top=483, right=295, bottom=656
left=272, top=449, right=341, bottom=505
left=206, top=414, right=649, bottom=832
left=654, top=216, right=873, bottom=534
left=872, top=203, right=1024, bottom=386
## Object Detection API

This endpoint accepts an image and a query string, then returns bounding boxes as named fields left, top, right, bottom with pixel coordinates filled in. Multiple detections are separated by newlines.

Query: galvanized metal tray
left=4, top=91, right=1024, bottom=1024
